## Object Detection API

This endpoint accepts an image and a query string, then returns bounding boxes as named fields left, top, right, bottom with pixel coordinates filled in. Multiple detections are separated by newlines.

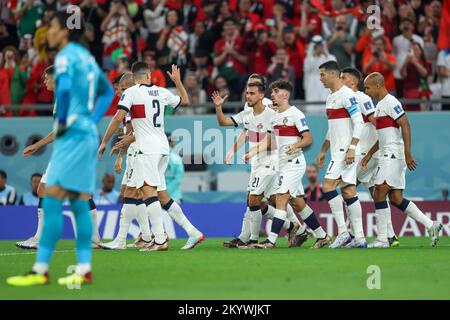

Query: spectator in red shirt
left=244, top=23, right=276, bottom=76
left=235, top=0, right=260, bottom=33
left=0, top=46, right=28, bottom=110
left=401, top=41, right=432, bottom=111
left=22, top=48, right=57, bottom=112
left=362, top=36, right=396, bottom=94
left=277, top=24, right=305, bottom=99
left=213, top=17, right=248, bottom=99
left=143, top=50, right=166, bottom=87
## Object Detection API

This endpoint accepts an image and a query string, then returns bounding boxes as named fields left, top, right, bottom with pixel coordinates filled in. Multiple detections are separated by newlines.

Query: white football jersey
left=325, top=85, right=362, bottom=157
left=118, top=84, right=181, bottom=155
left=231, top=106, right=277, bottom=170
left=374, top=94, right=405, bottom=159
left=243, top=97, right=273, bottom=112
left=270, top=106, right=309, bottom=164
left=355, top=91, right=378, bottom=157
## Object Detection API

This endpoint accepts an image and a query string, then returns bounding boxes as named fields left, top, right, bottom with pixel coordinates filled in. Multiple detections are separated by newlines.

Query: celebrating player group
left=214, top=60, right=443, bottom=250
left=5, top=12, right=443, bottom=288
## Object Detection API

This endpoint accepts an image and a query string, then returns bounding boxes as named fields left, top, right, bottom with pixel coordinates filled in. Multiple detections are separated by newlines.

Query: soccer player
left=99, top=72, right=154, bottom=250
left=15, top=66, right=102, bottom=251
left=340, top=67, right=400, bottom=247
left=317, top=60, right=367, bottom=248
left=214, top=76, right=309, bottom=248
left=220, top=74, right=276, bottom=248
left=362, top=72, right=442, bottom=248
left=98, top=62, right=204, bottom=251
left=7, top=12, right=114, bottom=286
left=246, top=79, right=331, bottom=249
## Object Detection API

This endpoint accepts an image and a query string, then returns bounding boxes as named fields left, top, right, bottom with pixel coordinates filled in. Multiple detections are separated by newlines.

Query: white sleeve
left=387, top=100, right=406, bottom=121
left=163, top=89, right=182, bottom=110
left=295, top=111, right=309, bottom=135
left=117, top=88, right=133, bottom=112
left=360, top=96, right=376, bottom=116
left=344, top=92, right=364, bottom=139
left=230, top=110, right=246, bottom=127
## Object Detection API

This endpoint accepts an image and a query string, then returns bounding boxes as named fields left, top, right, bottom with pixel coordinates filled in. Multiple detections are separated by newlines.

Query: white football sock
left=249, top=208, right=262, bottom=241
left=146, top=198, right=166, bottom=244
left=136, top=202, right=152, bottom=241
left=166, top=200, right=199, bottom=237
left=386, top=202, right=395, bottom=238
left=265, top=205, right=275, bottom=220
left=403, top=200, right=433, bottom=229
left=346, top=198, right=365, bottom=242
left=32, top=262, right=48, bottom=275
left=299, top=206, right=326, bottom=239
left=77, top=263, right=91, bottom=275
left=34, top=208, right=44, bottom=240
left=238, top=207, right=251, bottom=242
left=327, top=193, right=348, bottom=235
left=116, top=204, right=136, bottom=245
left=268, top=209, right=287, bottom=244
left=286, top=204, right=306, bottom=234
left=90, top=208, right=101, bottom=243
left=375, top=207, right=389, bottom=243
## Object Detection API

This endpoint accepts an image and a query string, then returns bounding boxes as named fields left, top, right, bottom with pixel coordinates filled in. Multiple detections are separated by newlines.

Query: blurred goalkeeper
left=7, top=12, right=114, bottom=287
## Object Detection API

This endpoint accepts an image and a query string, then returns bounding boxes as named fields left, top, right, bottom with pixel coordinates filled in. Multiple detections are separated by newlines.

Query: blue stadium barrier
left=1, top=113, right=450, bottom=200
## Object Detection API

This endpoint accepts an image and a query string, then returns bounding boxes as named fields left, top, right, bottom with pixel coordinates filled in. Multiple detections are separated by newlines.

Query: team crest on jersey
left=257, top=123, right=263, bottom=131
left=282, top=117, right=288, bottom=126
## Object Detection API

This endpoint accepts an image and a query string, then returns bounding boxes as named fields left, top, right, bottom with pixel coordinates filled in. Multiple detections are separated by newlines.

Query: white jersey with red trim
left=243, top=97, right=273, bottom=112
left=118, top=84, right=181, bottom=155
left=355, top=91, right=378, bottom=157
left=374, top=94, right=405, bottom=159
left=270, top=106, right=309, bottom=164
left=231, top=106, right=277, bottom=170
left=325, top=85, right=362, bottom=157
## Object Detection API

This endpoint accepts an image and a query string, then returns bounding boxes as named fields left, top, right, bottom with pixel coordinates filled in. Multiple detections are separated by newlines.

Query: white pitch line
left=0, top=250, right=75, bottom=257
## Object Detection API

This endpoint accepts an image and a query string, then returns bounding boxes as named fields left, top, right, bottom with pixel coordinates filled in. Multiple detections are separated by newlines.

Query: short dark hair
left=247, top=82, right=265, bottom=93
left=222, top=17, right=238, bottom=26
left=0, top=170, right=6, bottom=180
left=248, top=73, right=266, bottom=86
left=319, top=60, right=340, bottom=72
left=31, top=173, right=42, bottom=179
left=341, top=67, right=362, bottom=83
left=44, top=65, right=54, bottom=75
left=269, top=79, right=293, bottom=93
left=131, top=61, right=150, bottom=75
left=52, top=11, right=85, bottom=43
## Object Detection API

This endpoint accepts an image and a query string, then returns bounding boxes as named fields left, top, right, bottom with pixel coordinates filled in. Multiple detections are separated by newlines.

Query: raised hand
left=23, top=144, right=39, bottom=157
left=211, top=91, right=228, bottom=107
left=166, top=64, right=181, bottom=83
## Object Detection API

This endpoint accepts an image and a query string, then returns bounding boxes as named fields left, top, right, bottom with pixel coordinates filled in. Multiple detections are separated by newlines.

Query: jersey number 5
left=153, top=100, right=161, bottom=127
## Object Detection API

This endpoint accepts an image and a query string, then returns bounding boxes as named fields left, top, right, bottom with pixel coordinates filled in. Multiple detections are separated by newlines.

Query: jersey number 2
left=153, top=100, right=161, bottom=127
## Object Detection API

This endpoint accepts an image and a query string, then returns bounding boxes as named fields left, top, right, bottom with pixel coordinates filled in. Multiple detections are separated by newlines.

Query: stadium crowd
left=0, top=0, right=449, bottom=116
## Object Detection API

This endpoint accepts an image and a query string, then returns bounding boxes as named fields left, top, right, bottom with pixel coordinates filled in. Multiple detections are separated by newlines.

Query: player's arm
left=114, top=149, right=123, bottom=174
left=367, top=113, right=377, bottom=127
left=243, top=132, right=273, bottom=162
left=286, top=115, right=312, bottom=154
left=166, top=64, right=189, bottom=107
left=225, top=129, right=248, bottom=165
left=54, top=72, right=72, bottom=135
left=23, top=131, right=55, bottom=157
left=396, top=114, right=417, bottom=171
left=345, top=97, right=364, bottom=164
left=98, top=109, right=127, bottom=160
left=286, top=131, right=312, bottom=155
left=317, top=131, right=330, bottom=168
left=211, top=91, right=236, bottom=126
left=361, top=141, right=379, bottom=168
left=91, top=72, right=115, bottom=123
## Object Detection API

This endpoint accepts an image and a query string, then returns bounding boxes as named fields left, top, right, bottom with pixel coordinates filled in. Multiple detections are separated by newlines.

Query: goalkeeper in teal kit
left=7, top=12, right=114, bottom=287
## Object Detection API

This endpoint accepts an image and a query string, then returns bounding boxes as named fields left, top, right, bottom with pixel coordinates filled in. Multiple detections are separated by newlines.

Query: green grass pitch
left=0, top=237, right=449, bottom=300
